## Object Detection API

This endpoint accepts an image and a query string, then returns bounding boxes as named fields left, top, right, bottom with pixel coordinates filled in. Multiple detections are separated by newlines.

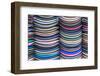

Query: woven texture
left=28, top=15, right=88, bottom=60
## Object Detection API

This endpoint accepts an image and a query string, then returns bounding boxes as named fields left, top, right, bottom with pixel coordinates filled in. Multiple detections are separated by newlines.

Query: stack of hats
left=81, top=17, right=88, bottom=58
left=59, top=16, right=82, bottom=59
left=33, top=15, right=60, bottom=60
left=28, top=15, right=35, bottom=60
